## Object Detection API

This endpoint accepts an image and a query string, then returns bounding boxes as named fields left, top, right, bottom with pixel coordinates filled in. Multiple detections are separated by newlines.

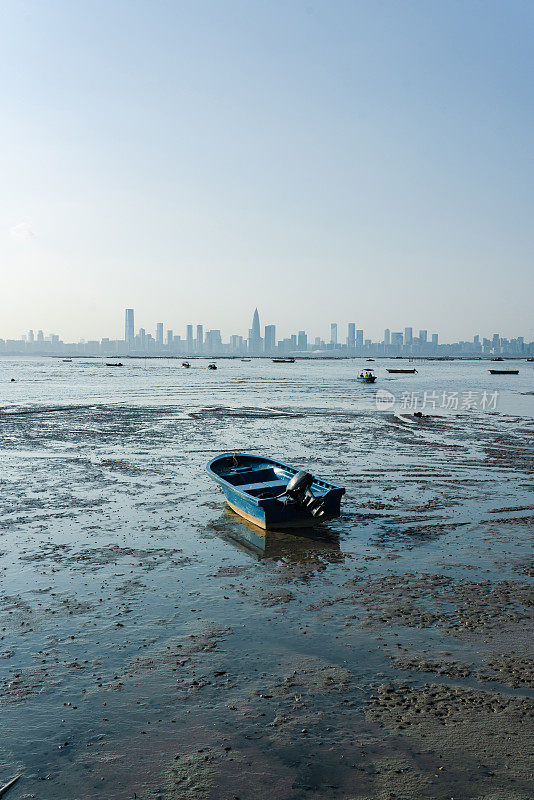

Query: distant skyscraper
left=249, top=308, right=262, bottom=353
left=384, top=329, right=391, bottom=346
left=297, top=330, right=307, bottom=350
left=356, top=329, right=364, bottom=347
left=186, top=325, right=193, bottom=352
left=196, top=325, right=204, bottom=353
left=330, top=323, right=338, bottom=345
left=347, top=323, right=355, bottom=349
left=404, top=327, right=413, bottom=345
left=156, top=323, right=164, bottom=345
left=37, top=329, right=44, bottom=343
left=391, top=332, right=403, bottom=345
left=28, top=329, right=34, bottom=343
left=125, top=309, right=134, bottom=343
left=264, top=324, right=276, bottom=352
left=431, top=333, right=438, bottom=346
left=166, top=329, right=173, bottom=346
left=419, top=329, right=427, bottom=344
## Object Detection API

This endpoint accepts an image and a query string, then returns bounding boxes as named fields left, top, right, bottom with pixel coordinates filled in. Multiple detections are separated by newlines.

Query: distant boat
left=207, top=452, right=345, bottom=530
left=272, top=358, right=295, bottom=363
left=489, top=369, right=519, bottom=375
left=208, top=363, right=217, bottom=370
left=366, top=358, right=374, bottom=362
left=241, top=358, right=251, bottom=362
left=387, top=368, right=417, bottom=374
left=357, top=368, right=377, bottom=383
left=62, top=359, right=72, bottom=362
left=106, top=362, right=123, bottom=367
left=491, top=357, right=504, bottom=361
left=181, top=362, right=191, bottom=368
left=527, top=358, right=534, bottom=362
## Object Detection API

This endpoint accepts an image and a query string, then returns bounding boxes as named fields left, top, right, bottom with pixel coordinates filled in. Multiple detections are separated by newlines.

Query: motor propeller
left=283, top=471, right=327, bottom=518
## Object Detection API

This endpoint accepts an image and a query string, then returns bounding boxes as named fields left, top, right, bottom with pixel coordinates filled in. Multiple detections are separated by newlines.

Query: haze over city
left=1, top=0, right=533, bottom=341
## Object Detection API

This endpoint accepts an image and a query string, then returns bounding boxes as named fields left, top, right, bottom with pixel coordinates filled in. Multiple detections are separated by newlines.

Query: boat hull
left=357, top=376, right=377, bottom=383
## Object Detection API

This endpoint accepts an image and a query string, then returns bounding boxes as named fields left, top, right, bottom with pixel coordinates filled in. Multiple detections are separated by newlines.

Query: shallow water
left=0, top=357, right=533, bottom=799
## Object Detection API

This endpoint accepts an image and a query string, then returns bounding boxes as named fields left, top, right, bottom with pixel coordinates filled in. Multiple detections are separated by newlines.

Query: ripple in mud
left=315, top=574, right=533, bottom=637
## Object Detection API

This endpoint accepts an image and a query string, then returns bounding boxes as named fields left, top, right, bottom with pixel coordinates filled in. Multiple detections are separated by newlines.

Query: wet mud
left=0, top=360, right=533, bottom=799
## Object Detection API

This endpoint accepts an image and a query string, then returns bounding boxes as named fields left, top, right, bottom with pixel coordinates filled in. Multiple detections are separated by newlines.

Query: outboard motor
left=284, top=471, right=326, bottom=518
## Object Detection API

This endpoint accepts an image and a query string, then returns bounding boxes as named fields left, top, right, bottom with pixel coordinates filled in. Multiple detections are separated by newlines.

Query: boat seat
left=239, top=479, right=288, bottom=494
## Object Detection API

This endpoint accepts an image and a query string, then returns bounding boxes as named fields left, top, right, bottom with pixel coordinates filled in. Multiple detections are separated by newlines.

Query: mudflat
left=0, top=358, right=533, bottom=799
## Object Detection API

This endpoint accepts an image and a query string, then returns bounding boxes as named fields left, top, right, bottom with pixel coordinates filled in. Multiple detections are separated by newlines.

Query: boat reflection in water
left=218, top=507, right=342, bottom=565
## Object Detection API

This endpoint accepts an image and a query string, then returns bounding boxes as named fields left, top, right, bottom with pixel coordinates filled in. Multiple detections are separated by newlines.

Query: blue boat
left=207, top=452, right=345, bottom=530
left=357, top=368, right=377, bottom=383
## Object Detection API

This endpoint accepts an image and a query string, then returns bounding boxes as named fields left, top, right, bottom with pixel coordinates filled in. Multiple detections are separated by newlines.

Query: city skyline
left=1, top=306, right=532, bottom=358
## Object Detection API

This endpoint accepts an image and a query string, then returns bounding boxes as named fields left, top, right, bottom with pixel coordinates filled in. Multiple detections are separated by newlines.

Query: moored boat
left=489, top=369, right=519, bottom=375
left=208, top=363, right=217, bottom=370
left=387, top=368, right=417, bottom=374
left=272, top=358, right=295, bottom=363
left=207, top=453, right=345, bottom=530
left=182, top=361, right=191, bottom=368
left=106, top=362, right=123, bottom=367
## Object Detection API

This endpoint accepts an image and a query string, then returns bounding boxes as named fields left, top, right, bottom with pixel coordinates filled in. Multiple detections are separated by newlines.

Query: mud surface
left=0, top=357, right=533, bottom=799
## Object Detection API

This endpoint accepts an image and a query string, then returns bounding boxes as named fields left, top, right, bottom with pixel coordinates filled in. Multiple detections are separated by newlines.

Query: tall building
left=391, top=332, right=403, bottom=345
left=166, top=330, right=173, bottom=346
left=230, top=334, right=244, bottom=352
left=431, top=333, right=438, bottom=346
left=196, top=325, right=204, bottom=353
left=205, top=329, right=222, bottom=352
left=356, top=329, right=364, bottom=347
left=186, top=325, right=193, bottom=352
left=383, top=329, right=390, bottom=346
left=297, top=330, right=307, bottom=350
left=419, top=329, right=427, bottom=343
left=347, top=323, right=355, bottom=349
left=28, top=329, right=34, bottom=343
left=249, top=308, right=262, bottom=353
left=124, top=309, right=134, bottom=343
left=264, top=325, right=276, bottom=352
left=37, top=330, right=44, bottom=343
left=330, top=323, right=338, bottom=345
left=156, top=323, right=164, bottom=345
left=404, top=327, right=413, bottom=345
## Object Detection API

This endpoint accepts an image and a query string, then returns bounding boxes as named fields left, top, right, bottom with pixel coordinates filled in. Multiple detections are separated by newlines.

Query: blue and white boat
left=357, top=368, right=377, bottom=383
left=207, top=452, right=345, bottom=530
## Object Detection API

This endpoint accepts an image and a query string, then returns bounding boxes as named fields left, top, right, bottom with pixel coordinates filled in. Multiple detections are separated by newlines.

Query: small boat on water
left=527, top=358, right=534, bottom=362
left=489, top=369, right=519, bottom=375
left=207, top=453, right=345, bottom=530
left=491, top=357, right=504, bottom=361
left=106, top=362, right=123, bottom=367
left=241, top=358, right=251, bottom=362
left=357, top=368, right=377, bottom=383
left=182, top=362, right=191, bottom=368
left=208, top=363, right=217, bottom=370
left=387, top=368, right=417, bottom=374
left=273, top=358, right=295, bottom=363
left=62, top=359, right=72, bottom=362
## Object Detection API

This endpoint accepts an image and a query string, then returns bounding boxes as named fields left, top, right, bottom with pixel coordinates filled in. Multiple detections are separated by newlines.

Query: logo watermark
left=375, top=389, right=499, bottom=412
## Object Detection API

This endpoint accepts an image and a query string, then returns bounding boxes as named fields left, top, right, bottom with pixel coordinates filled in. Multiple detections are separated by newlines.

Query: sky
left=1, top=0, right=533, bottom=343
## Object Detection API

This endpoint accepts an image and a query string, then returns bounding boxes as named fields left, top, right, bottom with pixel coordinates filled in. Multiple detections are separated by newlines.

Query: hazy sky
left=1, top=0, right=533, bottom=342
